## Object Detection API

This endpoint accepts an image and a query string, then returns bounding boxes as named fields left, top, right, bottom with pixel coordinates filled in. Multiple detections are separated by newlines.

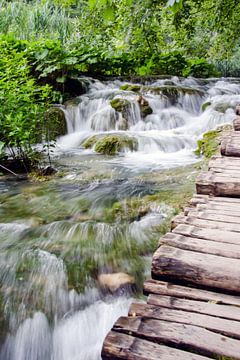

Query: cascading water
left=1, top=76, right=240, bottom=360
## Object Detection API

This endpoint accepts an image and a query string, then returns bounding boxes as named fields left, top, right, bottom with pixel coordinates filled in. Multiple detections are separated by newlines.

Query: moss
left=82, top=135, right=98, bottom=149
left=46, top=107, right=67, bottom=140
left=201, top=101, right=211, bottom=112
left=195, top=129, right=221, bottom=158
left=94, top=135, right=138, bottom=155
left=120, top=84, right=141, bottom=92
left=110, top=98, right=130, bottom=112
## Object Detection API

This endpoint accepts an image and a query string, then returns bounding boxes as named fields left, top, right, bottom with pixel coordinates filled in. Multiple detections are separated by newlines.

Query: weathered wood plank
left=196, top=172, right=240, bottom=196
left=143, top=280, right=240, bottom=306
left=160, top=232, right=240, bottom=259
left=147, top=294, right=240, bottom=321
left=193, top=194, right=240, bottom=203
left=128, top=302, right=240, bottom=338
left=152, top=245, right=240, bottom=293
left=101, top=331, right=211, bottom=360
left=233, top=116, right=240, bottom=131
left=187, top=209, right=240, bottom=224
left=172, top=214, right=240, bottom=232
left=173, top=223, right=240, bottom=245
left=196, top=203, right=240, bottom=215
left=114, top=316, right=240, bottom=359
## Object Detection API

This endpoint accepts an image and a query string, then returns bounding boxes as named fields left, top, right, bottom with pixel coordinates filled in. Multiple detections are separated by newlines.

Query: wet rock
left=117, top=116, right=128, bottom=131
left=94, top=134, right=138, bottom=155
left=40, top=166, right=57, bottom=176
left=136, top=95, right=153, bottom=117
left=46, top=107, right=67, bottom=140
left=98, top=272, right=135, bottom=293
left=142, top=85, right=205, bottom=105
left=110, top=98, right=131, bottom=113
left=120, top=84, right=141, bottom=92
left=201, top=101, right=211, bottom=112
left=214, top=102, right=235, bottom=113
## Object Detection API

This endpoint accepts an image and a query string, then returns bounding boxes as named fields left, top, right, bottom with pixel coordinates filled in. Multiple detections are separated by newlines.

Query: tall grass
left=0, top=0, right=76, bottom=43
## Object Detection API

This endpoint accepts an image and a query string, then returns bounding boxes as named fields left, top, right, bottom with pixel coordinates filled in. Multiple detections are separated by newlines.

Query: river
left=0, top=76, right=239, bottom=360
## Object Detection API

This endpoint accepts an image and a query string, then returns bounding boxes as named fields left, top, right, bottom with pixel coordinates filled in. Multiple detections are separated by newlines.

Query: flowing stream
left=0, top=76, right=240, bottom=359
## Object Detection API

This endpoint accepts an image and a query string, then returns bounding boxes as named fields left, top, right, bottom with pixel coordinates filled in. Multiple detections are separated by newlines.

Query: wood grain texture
left=152, top=245, right=240, bottom=293
left=113, top=315, right=240, bottom=359
left=143, top=280, right=240, bottom=305
left=102, top=331, right=212, bottom=360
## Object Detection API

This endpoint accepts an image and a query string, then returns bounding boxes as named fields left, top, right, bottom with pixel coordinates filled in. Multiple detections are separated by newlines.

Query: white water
left=1, top=76, right=240, bottom=360
left=57, top=77, right=240, bottom=174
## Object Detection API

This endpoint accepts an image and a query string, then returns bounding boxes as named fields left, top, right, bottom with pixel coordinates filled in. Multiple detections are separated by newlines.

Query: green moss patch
left=94, top=135, right=138, bottom=155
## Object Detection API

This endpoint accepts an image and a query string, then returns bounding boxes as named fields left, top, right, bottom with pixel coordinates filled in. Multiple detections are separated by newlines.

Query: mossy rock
left=110, top=98, right=131, bottom=113
left=120, top=84, right=141, bottom=92
left=202, top=101, right=211, bottom=112
left=94, top=135, right=138, bottom=155
left=82, top=135, right=98, bottom=149
left=46, top=107, right=67, bottom=140
left=195, top=129, right=221, bottom=158
left=214, top=103, right=234, bottom=113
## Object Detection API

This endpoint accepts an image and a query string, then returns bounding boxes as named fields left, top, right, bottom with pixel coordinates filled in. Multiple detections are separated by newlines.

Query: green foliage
left=183, top=58, right=220, bottom=78
left=0, top=35, right=56, bottom=166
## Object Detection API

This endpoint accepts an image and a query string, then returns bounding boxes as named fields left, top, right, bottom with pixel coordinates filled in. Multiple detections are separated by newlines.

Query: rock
left=142, top=85, right=205, bottom=105
left=40, top=166, right=57, bottom=176
left=94, top=134, right=138, bottom=155
left=202, top=101, right=211, bottom=112
left=82, top=135, right=98, bottom=149
left=110, top=98, right=131, bottom=113
left=120, top=84, right=141, bottom=92
left=136, top=95, right=153, bottom=117
left=117, top=116, right=128, bottom=131
left=98, top=272, right=135, bottom=293
left=46, top=107, right=67, bottom=140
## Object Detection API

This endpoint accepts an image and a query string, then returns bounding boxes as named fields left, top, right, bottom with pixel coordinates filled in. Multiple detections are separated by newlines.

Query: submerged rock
left=98, top=272, right=135, bottom=293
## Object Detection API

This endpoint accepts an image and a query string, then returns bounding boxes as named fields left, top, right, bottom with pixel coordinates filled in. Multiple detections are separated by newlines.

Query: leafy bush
left=0, top=36, right=55, bottom=166
left=183, top=58, right=220, bottom=78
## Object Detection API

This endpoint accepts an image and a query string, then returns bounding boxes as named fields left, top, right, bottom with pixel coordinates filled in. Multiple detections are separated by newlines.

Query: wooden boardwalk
left=102, top=117, right=240, bottom=360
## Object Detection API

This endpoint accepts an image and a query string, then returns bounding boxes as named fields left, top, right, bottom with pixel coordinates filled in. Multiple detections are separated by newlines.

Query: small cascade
left=56, top=76, right=240, bottom=173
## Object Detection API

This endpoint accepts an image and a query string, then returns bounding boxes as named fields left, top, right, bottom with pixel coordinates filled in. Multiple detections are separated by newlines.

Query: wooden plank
left=196, top=203, right=240, bottom=215
left=160, top=232, right=240, bottom=259
left=187, top=209, right=240, bottom=224
left=101, top=331, right=212, bottom=360
left=172, top=213, right=240, bottom=232
left=210, top=167, right=240, bottom=176
left=143, top=279, right=240, bottom=306
left=147, top=294, right=240, bottom=321
left=196, top=172, right=240, bottom=197
left=173, top=223, right=240, bottom=245
left=128, top=302, right=240, bottom=338
left=233, top=117, right=240, bottom=131
left=114, top=315, right=240, bottom=359
left=152, top=245, right=240, bottom=293
left=193, top=194, right=240, bottom=204
left=221, top=142, right=240, bottom=157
